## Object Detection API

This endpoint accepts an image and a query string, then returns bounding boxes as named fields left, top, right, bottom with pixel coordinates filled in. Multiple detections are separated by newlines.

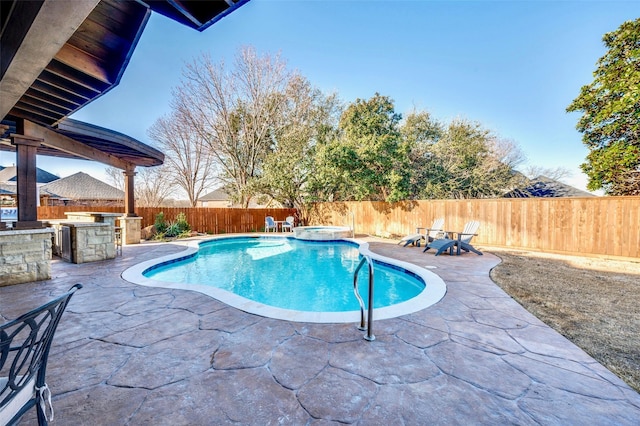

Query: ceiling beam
left=23, top=120, right=131, bottom=170
left=54, top=41, right=111, bottom=85
left=0, top=0, right=101, bottom=120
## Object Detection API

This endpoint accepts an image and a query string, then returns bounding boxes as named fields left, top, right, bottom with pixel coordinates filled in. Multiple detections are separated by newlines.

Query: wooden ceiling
left=1, top=0, right=150, bottom=128
left=0, top=0, right=250, bottom=168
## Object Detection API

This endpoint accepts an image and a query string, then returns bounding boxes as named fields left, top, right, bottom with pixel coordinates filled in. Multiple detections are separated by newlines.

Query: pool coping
left=121, top=234, right=447, bottom=323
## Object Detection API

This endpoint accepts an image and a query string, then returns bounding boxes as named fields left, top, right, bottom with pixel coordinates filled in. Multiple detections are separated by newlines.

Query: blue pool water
left=144, top=237, right=425, bottom=312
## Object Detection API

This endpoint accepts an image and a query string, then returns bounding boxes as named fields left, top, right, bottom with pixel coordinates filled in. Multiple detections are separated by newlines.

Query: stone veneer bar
left=0, top=228, right=53, bottom=286
left=47, top=222, right=116, bottom=264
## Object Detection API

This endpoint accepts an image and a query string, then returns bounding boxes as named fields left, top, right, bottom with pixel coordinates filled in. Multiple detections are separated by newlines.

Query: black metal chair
left=1, top=284, right=82, bottom=425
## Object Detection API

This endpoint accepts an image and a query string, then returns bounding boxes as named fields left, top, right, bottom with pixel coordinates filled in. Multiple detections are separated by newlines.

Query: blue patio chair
left=423, top=220, right=482, bottom=256
left=265, top=216, right=277, bottom=232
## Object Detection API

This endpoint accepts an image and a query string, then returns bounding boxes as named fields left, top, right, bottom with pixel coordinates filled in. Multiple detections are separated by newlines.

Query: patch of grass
left=489, top=250, right=640, bottom=393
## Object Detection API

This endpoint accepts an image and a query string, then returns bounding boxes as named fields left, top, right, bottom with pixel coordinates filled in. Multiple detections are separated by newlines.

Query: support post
left=123, top=166, right=136, bottom=217
left=11, top=132, right=44, bottom=229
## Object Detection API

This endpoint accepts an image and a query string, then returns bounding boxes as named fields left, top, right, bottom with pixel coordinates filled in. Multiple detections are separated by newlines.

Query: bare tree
left=520, top=165, right=572, bottom=182
left=105, top=165, right=176, bottom=207
left=173, top=46, right=293, bottom=207
left=421, top=119, right=525, bottom=199
left=148, top=113, right=218, bottom=207
left=105, top=166, right=124, bottom=191
left=134, top=165, right=176, bottom=207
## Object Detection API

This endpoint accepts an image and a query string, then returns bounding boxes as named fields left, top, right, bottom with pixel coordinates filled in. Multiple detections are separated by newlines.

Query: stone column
left=118, top=216, right=142, bottom=245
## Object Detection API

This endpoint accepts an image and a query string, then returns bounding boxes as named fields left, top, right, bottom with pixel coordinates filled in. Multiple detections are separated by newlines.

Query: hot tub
left=293, top=226, right=353, bottom=241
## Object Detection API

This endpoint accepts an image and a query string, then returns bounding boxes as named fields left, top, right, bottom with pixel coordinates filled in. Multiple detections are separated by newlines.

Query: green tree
left=567, top=18, right=640, bottom=195
left=308, top=140, right=353, bottom=202
left=257, top=75, right=342, bottom=222
left=317, top=93, right=411, bottom=202
left=418, top=119, right=523, bottom=199
left=401, top=109, right=444, bottom=198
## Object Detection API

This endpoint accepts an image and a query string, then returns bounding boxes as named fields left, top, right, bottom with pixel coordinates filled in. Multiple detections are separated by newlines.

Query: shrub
left=164, top=221, right=181, bottom=238
left=154, top=212, right=167, bottom=234
left=154, top=212, right=192, bottom=240
left=175, top=212, right=191, bottom=233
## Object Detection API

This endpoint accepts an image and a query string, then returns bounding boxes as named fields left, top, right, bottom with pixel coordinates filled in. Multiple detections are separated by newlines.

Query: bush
left=154, top=212, right=192, bottom=240
left=164, top=221, right=181, bottom=238
left=175, top=212, right=191, bottom=233
left=154, top=212, right=167, bottom=234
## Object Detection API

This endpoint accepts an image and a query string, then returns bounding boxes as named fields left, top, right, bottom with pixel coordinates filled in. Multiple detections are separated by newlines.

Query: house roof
left=0, top=166, right=60, bottom=183
left=505, top=176, right=596, bottom=198
left=0, top=183, right=16, bottom=195
left=199, top=188, right=231, bottom=201
left=40, top=171, right=124, bottom=200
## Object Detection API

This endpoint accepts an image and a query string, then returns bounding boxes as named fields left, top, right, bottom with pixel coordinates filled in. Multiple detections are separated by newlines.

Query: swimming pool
left=122, top=236, right=446, bottom=323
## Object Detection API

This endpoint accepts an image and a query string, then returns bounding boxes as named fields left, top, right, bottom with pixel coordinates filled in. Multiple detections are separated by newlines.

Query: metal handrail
left=353, top=255, right=375, bottom=341
left=348, top=211, right=355, bottom=238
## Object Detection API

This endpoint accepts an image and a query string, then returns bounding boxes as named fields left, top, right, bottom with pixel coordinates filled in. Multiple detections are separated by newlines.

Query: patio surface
left=2, top=235, right=639, bottom=425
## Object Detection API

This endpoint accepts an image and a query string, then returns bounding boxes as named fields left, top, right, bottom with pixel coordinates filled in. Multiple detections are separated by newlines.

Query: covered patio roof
left=0, top=118, right=164, bottom=169
left=0, top=0, right=249, bottom=168
left=0, top=0, right=250, bottom=224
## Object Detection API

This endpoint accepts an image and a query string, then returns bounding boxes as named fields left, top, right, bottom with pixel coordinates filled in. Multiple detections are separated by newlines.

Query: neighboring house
left=504, top=175, right=596, bottom=198
left=197, top=188, right=278, bottom=208
left=0, top=166, right=59, bottom=183
left=198, top=188, right=233, bottom=208
left=40, top=172, right=124, bottom=206
left=0, top=166, right=60, bottom=206
left=0, top=183, right=16, bottom=207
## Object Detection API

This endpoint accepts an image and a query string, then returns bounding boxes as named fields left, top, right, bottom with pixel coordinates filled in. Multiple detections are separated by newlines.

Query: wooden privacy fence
left=38, top=206, right=297, bottom=234
left=38, top=197, right=640, bottom=259
left=135, top=207, right=297, bottom=234
left=310, top=197, right=640, bottom=260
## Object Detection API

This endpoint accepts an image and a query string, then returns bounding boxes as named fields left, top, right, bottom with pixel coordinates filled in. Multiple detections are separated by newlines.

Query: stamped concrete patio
left=2, top=235, right=639, bottom=425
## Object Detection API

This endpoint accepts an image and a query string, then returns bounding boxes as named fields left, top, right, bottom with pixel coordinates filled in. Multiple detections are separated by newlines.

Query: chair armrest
left=417, top=227, right=444, bottom=233
left=452, top=232, right=478, bottom=241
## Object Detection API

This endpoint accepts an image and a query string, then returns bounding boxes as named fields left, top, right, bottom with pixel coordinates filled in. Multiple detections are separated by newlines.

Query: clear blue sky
left=3, top=0, right=637, bottom=193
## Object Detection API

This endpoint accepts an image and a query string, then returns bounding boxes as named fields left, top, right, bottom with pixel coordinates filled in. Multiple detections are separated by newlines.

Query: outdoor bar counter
left=47, top=220, right=116, bottom=264
left=0, top=227, right=54, bottom=286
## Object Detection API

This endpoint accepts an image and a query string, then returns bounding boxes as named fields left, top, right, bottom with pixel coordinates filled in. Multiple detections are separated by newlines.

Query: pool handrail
left=353, top=255, right=375, bottom=341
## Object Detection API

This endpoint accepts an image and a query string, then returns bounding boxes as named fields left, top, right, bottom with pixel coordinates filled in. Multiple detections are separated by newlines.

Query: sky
left=2, top=0, right=638, bottom=194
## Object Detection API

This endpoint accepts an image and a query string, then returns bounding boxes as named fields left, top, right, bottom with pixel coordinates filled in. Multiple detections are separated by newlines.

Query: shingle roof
left=0, top=182, right=15, bottom=195
left=504, top=176, right=595, bottom=198
left=199, top=188, right=230, bottom=201
left=0, top=166, right=59, bottom=183
left=40, top=172, right=123, bottom=200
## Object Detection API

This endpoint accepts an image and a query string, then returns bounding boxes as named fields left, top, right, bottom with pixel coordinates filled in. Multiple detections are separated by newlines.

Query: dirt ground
left=488, top=249, right=640, bottom=393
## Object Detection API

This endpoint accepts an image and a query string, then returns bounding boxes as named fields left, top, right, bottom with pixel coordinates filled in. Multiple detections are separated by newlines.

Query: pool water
left=144, top=237, right=424, bottom=312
